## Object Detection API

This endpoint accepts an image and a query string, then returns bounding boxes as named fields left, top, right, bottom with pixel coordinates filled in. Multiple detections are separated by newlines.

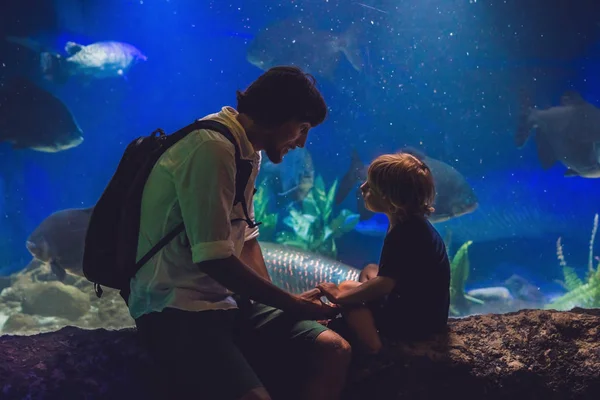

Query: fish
left=246, top=18, right=364, bottom=79
left=42, top=40, right=147, bottom=82
left=23, top=205, right=360, bottom=291
left=5, top=37, right=147, bottom=83
left=259, top=147, right=315, bottom=207
left=355, top=167, right=600, bottom=247
left=26, top=207, right=94, bottom=281
left=260, top=242, right=360, bottom=294
left=516, top=90, right=600, bottom=178
left=0, top=76, right=84, bottom=152
left=466, top=287, right=514, bottom=302
left=336, top=148, right=479, bottom=223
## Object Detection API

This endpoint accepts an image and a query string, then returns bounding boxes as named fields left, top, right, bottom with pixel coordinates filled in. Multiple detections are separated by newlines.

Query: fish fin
left=560, top=91, right=585, bottom=106
left=4, top=36, right=47, bottom=53
left=400, top=146, right=427, bottom=160
left=534, top=133, right=557, bottom=169
left=564, top=169, right=580, bottom=177
left=335, top=149, right=365, bottom=204
left=338, top=24, right=366, bottom=72
left=356, top=188, right=374, bottom=220
left=41, top=52, right=69, bottom=83
left=11, top=142, right=29, bottom=150
left=22, top=258, right=45, bottom=273
left=515, top=89, right=535, bottom=148
left=277, top=185, right=300, bottom=197
left=50, top=261, right=67, bottom=281
left=65, top=41, right=83, bottom=55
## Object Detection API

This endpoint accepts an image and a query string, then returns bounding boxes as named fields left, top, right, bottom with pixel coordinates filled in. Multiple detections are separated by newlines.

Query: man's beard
left=264, top=142, right=283, bottom=164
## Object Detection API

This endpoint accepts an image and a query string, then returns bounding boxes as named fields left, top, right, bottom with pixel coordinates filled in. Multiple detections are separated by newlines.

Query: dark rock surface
left=1, top=308, right=599, bottom=400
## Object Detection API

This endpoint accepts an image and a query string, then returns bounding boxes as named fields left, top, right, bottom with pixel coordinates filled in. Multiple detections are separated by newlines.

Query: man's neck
left=236, top=113, right=264, bottom=152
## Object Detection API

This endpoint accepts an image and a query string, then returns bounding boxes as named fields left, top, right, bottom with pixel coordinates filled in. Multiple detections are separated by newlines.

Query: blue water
left=0, top=0, right=599, bottom=312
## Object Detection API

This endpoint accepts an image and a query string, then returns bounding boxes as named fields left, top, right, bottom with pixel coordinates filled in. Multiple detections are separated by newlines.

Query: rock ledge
left=1, top=308, right=599, bottom=400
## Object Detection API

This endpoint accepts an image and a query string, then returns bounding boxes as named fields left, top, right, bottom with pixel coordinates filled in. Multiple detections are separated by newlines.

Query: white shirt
left=128, top=106, right=261, bottom=320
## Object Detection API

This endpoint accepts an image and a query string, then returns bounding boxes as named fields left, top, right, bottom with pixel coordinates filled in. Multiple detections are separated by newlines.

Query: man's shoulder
left=158, top=128, right=236, bottom=175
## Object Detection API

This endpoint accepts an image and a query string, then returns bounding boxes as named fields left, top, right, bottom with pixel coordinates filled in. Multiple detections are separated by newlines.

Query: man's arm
left=318, top=276, right=396, bottom=305
left=240, top=238, right=271, bottom=282
left=173, top=139, right=333, bottom=318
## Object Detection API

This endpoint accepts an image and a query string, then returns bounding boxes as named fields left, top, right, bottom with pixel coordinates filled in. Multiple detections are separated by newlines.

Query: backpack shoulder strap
left=134, top=119, right=260, bottom=270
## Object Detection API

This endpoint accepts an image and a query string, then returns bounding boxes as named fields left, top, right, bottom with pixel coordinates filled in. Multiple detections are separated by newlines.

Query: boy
left=318, top=151, right=451, bottom=354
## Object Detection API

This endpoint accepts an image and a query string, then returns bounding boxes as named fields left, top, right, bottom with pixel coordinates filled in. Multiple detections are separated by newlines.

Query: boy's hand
left=317, top=282, right=342, bottom=303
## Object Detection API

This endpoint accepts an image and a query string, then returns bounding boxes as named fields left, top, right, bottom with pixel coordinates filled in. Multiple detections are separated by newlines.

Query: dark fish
left=261, top=242, right=360, bottom=294
left=0, top=77, right=84, bottom=152
left=246, top=18, right=364, bottom=79
left=23, top=205, right=360, bottom=291
left=516, top=90, right=600, bottom=178
left=336, top=148, right=479, bottom=223
left=259, top=147, right=315, bottom=206
left=406, top=148, right=479, bottom=223
left=356, top=168, right=600, bottom=246
left=5, top=37, right=147, bottom=83
left=26, top=207, right=94, bottom=281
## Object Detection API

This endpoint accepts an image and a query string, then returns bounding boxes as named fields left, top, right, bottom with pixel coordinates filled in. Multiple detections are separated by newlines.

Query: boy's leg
left=341, top=306, right=383, bottom=354
left=337, top=280, right=383, bottom=354
left=234, top=301, right=351, bottom=400
left=135, top=307, right=270, bottom=400
left=358, top=264, right=379, bottom=282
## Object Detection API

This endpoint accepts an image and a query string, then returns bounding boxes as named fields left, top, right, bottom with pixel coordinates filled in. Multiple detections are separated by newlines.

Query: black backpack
left=82, top=119, right=261, bottom=304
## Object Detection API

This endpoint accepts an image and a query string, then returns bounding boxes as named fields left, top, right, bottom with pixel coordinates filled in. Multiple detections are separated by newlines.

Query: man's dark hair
left=236, top=66, right=328, bottom=129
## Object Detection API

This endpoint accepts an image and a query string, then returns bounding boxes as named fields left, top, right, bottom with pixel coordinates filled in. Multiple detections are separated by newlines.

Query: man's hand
left=316, top=282, right=342, bottom=304
left=298, top=288, right=323, bottom=301
left=289, top=294, right=339, bottom=320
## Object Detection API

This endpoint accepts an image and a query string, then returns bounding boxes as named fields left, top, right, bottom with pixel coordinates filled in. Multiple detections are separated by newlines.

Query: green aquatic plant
left=448, top=240, right=484, bottom=316
left=547, top=214, right=600, bottom=310
left=276, top=175, right=359, bottom=258
left=253, top=183, right=278, bottom=242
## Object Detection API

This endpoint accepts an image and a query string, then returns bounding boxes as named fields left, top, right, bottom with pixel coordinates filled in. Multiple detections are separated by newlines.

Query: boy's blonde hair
left=367, top=151, right=436, bottom=218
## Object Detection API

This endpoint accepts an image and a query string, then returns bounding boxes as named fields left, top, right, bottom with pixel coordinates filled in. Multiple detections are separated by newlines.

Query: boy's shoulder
left=384, top=216, right=445, bottom=250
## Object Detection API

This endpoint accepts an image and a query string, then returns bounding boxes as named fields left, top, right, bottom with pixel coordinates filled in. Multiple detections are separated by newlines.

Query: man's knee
left=313, top=329, right=352, bottom=365
left=238, top=387, right=271, bottom=400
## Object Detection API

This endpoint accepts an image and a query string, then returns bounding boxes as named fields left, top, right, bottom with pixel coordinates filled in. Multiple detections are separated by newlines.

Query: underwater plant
left=276, top=175, right=359, bottom=258
left=447, top=240, right=484, bottom=316
left=253, top=183, right=279, bottom=242
left=547, top=213, right=600, bottom=310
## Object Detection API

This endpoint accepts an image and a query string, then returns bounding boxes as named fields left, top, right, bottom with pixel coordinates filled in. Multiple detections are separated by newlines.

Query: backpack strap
left=134, top=119, right=261, bottom=270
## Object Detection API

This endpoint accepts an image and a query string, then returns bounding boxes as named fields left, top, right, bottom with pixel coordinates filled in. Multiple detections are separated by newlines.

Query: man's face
left=263, top=121, right=311, bottom=164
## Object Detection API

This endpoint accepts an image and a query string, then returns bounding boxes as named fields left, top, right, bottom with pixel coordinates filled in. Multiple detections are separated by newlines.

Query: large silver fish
left=25, top=206, right=360, bottom=291
left=261, top=242, right=360, bottom=294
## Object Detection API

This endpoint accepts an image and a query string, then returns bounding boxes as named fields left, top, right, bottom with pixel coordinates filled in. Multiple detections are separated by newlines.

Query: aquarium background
left=1, top=0, right=600, bottom=335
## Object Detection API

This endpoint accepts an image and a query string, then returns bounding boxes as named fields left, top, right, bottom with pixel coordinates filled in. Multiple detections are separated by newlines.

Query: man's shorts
left=135, top=300, right=330, bottom=400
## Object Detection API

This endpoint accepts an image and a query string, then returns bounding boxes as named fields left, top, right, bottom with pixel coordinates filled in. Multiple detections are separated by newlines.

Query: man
left=130, top=66, right=352, bottom=400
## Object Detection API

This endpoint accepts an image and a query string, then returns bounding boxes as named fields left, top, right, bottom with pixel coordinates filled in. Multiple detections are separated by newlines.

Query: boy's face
left=359, top=179, right=390, bottom=213
left=262, top=120, right=311, bottom=164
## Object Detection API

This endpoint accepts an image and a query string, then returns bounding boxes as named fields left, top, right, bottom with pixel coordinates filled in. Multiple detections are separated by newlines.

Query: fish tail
left=40, top=52, right=69, bottom=84
left=515, top=89, right=534, bottom=148
left=338, top=24, right=366, bottom=72
left=335, top=149, right=365, bottom=205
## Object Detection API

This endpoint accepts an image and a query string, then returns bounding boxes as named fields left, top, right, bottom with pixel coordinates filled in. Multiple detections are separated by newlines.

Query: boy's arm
left=318, top=276, right=396, bottom=305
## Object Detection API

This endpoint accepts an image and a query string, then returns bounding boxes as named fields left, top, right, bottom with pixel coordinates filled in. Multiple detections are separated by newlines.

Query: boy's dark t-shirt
left=369, top=214, right=451, bottom=340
